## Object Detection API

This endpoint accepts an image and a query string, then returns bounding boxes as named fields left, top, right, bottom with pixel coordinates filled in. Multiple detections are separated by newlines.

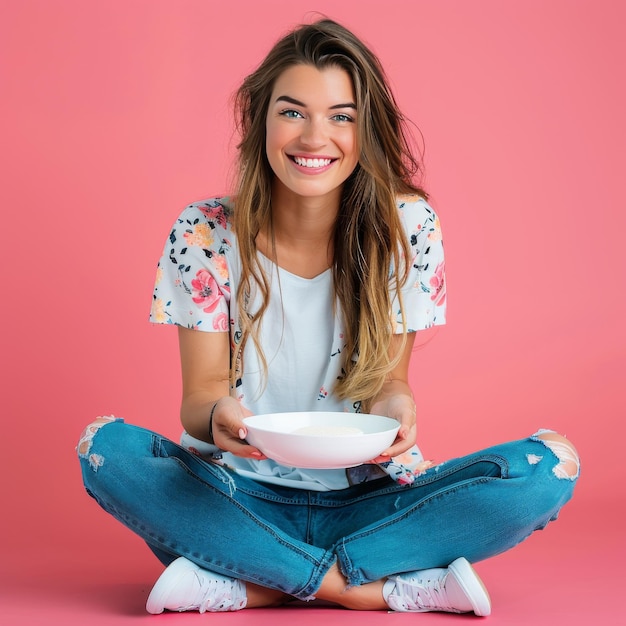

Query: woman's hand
left=209, top=396, right=267, bottom=459
left=369, top=392, right=417, bottom=461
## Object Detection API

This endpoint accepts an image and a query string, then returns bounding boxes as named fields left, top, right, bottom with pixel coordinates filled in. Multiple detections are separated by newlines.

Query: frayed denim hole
left=76, top=416, right=121, bottom=464
left=530, top=430, right=580, bottom=481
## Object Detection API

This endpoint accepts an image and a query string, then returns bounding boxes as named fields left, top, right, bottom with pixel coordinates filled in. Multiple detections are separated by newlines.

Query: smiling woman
left=77, top=17, right=579, bottom=617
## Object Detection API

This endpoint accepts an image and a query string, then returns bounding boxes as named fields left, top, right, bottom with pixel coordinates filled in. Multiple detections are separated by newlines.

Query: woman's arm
left=369, top=331, right=419, bottom=459
left=177, top=326, right=264, bottom=458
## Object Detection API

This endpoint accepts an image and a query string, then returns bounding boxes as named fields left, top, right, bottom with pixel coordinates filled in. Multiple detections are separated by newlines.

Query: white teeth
left=293, top=157, right=332, bottom=168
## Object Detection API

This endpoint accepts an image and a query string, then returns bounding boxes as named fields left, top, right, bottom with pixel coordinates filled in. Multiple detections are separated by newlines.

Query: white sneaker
left=146, top=557, right=247, bottom=614
left=383, top=557, right=491, bottom=616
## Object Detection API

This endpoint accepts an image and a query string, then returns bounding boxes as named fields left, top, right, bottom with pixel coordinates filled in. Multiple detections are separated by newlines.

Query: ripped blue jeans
left=77, top=420, right=578, bottom=600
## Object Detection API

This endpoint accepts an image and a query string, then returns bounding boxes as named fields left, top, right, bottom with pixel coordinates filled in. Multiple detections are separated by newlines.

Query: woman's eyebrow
left=275, top=95, right=306, bottom=106
left=275, top=95, right=357, bottom=109
left=330, top=102, right=357, bottom=110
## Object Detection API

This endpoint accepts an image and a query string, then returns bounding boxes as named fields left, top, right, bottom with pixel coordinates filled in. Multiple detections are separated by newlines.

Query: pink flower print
left=213, top=254, right=229, bottom=279
left=396, top=473, right=416, bottom=486
left=213, top=312, right=229, bottom=331
left=183, top=223, right=214, bottom=248
left=200, top=204, right=228, bottom=228
left=429, top=261, right=446, bottom=306
left=191, top=269, right=222, bottom=313
left=155, top=266, right=163, bottom=285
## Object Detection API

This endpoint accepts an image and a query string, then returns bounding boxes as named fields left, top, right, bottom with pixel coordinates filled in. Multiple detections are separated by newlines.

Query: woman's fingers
left=212, top=400, right=267, bottom=459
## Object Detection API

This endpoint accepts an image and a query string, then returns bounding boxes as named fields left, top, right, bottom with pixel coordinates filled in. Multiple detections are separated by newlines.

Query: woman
left=77, top=19, right=579, bottom=616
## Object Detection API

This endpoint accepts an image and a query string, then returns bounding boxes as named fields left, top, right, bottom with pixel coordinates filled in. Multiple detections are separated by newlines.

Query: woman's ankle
left=316, top=563, right=387, bottom=610
left=245, top=582, right=291, bottom=608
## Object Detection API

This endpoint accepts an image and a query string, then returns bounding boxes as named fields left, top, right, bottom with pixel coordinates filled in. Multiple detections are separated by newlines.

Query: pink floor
left=4, top=494, right=623, bottom=626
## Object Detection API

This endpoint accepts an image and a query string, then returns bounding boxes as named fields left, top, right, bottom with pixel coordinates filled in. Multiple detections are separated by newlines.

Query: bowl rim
left=243, top=411, right=400, bottom=436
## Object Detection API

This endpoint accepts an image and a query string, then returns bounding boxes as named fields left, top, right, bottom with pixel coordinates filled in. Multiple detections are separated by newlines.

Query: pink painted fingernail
left=238, top=428, right=246, bottom=439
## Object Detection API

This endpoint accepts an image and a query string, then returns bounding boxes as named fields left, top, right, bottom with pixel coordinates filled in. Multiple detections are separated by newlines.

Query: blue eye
left=279, top=109, right=304, bottom=119
left=332, top=113, right=354, bottom=123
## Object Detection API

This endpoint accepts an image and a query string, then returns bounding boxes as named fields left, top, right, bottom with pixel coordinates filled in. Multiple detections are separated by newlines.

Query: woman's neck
left=257, top=181, right=340, bottom=278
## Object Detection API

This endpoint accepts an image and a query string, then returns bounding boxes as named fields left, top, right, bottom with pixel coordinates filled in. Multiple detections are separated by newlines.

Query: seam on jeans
left=311, top=453, right=510, bottom=509
left=343, top=476, right=498, bottom=546
left=153, top=440, right=327, bottom=571
left=336, top=476, right=499, bottom=587
left=155, top=435, right=238, bottom=494
left=294, top=548, right=337, bottom=601
left=305, top=491, right=313, bottom=545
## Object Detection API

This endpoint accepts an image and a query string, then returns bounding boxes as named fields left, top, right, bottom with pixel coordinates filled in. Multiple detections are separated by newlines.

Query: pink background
left=2, top=0, right=624, bottom=624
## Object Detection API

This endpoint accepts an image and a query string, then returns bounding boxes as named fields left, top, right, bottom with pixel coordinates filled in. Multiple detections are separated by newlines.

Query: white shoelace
left=391, top=574, right=453, bottom=612
left=190, top=572, right=247, bottom=613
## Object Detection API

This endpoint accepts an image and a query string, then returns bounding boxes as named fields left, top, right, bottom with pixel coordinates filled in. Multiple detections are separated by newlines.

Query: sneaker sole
left=448, top=557, right=491, bottom=617
left=146, top=556, right=197, bottom=614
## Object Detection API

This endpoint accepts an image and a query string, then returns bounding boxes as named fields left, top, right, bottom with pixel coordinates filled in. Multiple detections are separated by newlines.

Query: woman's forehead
left=270, top=64, right=356, bottom=106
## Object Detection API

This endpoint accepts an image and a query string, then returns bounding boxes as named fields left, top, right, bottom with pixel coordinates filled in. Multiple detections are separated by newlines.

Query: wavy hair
left=232, top=19, right=427, bottom=410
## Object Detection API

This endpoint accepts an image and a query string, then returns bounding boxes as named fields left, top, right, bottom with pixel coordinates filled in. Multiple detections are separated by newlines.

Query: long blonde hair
left=233, top=19, right=427, bottom=410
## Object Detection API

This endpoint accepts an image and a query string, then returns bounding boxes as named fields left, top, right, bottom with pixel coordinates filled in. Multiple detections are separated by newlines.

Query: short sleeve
left=393, top=198, right=446, bottom=332
left=149, top=200, right=233, bottom=332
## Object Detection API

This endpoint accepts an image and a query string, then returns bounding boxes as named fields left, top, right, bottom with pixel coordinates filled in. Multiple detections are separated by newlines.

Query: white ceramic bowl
left=243, top=411, right=400, bottom=469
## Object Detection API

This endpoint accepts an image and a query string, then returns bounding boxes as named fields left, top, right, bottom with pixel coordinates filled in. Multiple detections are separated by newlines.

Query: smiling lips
left=291, top=155, right=336, bottom=169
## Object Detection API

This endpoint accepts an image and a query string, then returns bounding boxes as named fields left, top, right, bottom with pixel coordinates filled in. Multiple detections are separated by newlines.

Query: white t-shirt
left=150, top=196, right=446, bottom=490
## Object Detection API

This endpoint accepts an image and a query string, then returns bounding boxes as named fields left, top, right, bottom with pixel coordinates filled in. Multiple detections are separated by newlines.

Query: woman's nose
left=300, top=118, right=327, bottom=147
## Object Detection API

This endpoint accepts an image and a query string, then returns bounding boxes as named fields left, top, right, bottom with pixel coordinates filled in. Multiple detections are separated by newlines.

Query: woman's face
left=265, top=64, right=359, bottom=205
